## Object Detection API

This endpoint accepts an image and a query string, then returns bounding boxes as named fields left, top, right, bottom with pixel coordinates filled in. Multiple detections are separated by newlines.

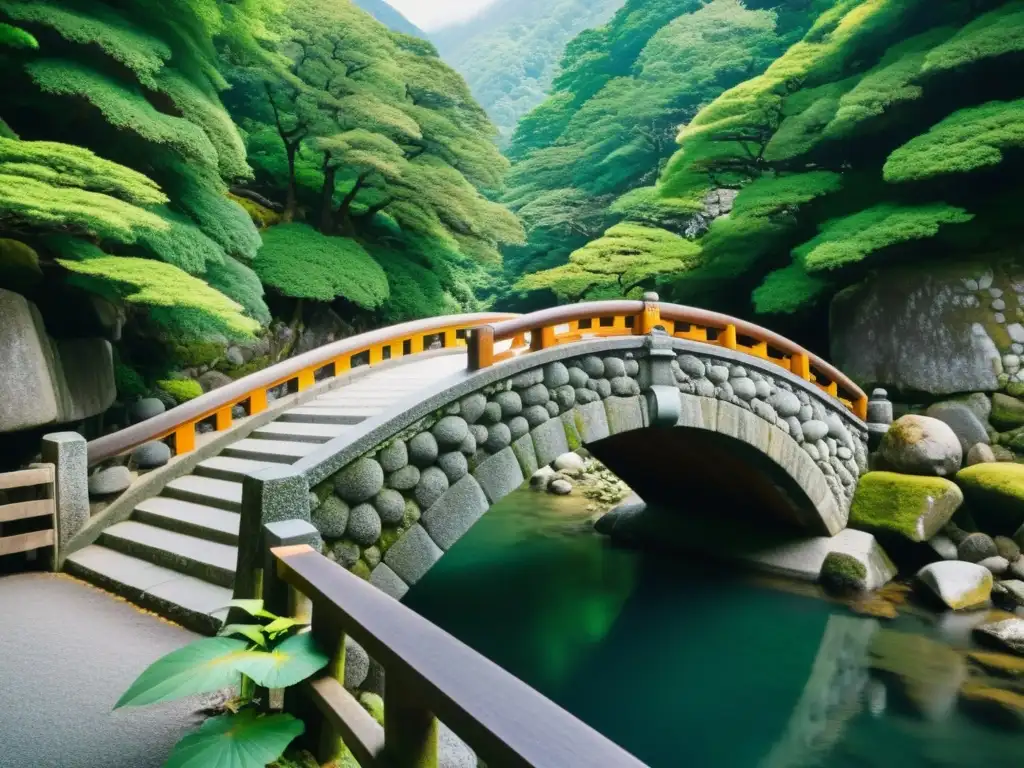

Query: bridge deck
left=65, top=353, right=469, bottom=633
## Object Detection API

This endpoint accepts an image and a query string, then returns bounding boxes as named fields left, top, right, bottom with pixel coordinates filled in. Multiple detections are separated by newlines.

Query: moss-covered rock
left=992, top=393, right=1024, bottom=430
left=312, top=495, right=350, bottom=538
left=880, top=415, right=962, bottom=476
left=334, top=458, right=385, bottom=504
left=350, top=559, right=371, bottom=580
left=849, top=471, right=963, bottom=542
left=820, top=552, right=869, bottom=593
left=155, top=378, right=203, bottom=404
left=956, top=463, right=1024, bottom=534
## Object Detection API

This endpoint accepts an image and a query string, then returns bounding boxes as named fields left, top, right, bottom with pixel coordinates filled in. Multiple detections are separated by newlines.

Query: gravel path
left=0, top=573, right=220, bottom=768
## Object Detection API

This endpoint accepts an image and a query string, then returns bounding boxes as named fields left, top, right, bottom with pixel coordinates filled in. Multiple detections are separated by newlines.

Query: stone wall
left=306, top=341, right=868, bottom=599
left=0, top=289, right=116, bottom=433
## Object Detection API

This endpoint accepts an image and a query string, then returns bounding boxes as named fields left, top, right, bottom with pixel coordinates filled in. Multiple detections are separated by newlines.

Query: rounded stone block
left=408, top=432, right=439, bottom=467
left=438, top=451, right=469, bottom=483
left=432, top=416, right=469, bottom=449
left=484, top=422, right=512, bottom=453
left=347, top=504, right=382, bottom=547
left=383, top=524, right=443, bottom=586
left=415, top=466, right=450, bottom=510
left=312, top=495, right=350, bottom=538
left=378, top=440, right=408, bottom=473
left=373, top=489, right=406, bottom=525
left=334, top=458, right=385, bottom=504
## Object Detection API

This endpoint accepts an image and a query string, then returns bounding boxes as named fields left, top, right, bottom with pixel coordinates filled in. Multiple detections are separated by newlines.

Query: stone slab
left=0, top=289, right=59, bottom=431
left=369, top=562, right=409, bottom=600
left=41, top=431, right=88, bottom=553
left=677, top=394, right=718, bottom=431
left=52, top=337, right=116, bottom=422
left=531, top=417, right=570, bottom=467
left=604, top=396, right=645, bottom=435
left=471, top=447, right=525, bottom=504
left=383, top=523, right=443, bottom=585
left=572, top=401, right=610, bottom=444
left=511, top=434, right=539, bottom=477
left=421, top=475, right=491, bottom=551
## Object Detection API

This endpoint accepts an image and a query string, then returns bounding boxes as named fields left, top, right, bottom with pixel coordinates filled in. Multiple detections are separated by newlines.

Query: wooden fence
left=0, top=465, right=57, bottom=568
left=264, top=532, right=646, bottom=768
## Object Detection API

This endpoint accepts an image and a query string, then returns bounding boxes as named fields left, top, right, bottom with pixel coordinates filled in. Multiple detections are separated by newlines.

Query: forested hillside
left=0, top=0, right=521, bottom=413
left=501, top=0, right=821, bottom=309
left=352, top=0, right=426, bottom=39
left=519, top=0, right=1024, bottom=342
left=432, top=0, right=625, bottom=143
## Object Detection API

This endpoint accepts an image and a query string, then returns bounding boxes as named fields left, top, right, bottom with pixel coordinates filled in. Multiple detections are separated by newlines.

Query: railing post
left=174, top=424, right=196, bottom=455
left=385, top=672, right=439, bottom=768
left=530, top=325, right=555, bottom=352
left=636, top=292, right=662, bottom=335
left=309, top=605, right=349, bottom=763
left=719, top=323, right=737, bottom=350
left=790, top=352, right=811, bottom=381
left=467, top=326, right=494, bottom=371
left=230, top=466, right=311, bottom=624
left=215, top=406, right=232, bottom=431
left=249, top=389, right=268, bottom=415
left=40, top=433, right=88, bottom=564
left=297, top=368, right=315, bottom=391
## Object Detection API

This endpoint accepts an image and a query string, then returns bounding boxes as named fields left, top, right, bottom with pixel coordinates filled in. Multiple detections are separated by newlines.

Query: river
left=404, top=488, right=1023, bottom=767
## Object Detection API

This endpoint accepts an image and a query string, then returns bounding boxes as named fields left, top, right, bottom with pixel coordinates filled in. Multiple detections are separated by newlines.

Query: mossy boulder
left=334, top=458, right=385, bottom=504
left=956, top=463, right=1024, bottom=535
left=849, top=472, right=963, bottom=542
left=880, top=415, right=962, bottom=476
left=358, top=692, right=384, bottom=727
left=992, top=393, right=1024, bottom=431
left=820, top=552, right=868, bottom=593
left=156, top=378, right=203, bottom=404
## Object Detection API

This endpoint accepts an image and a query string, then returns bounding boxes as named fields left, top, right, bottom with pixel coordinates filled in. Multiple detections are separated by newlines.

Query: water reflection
left=404, top=488, right=1023, bottom=767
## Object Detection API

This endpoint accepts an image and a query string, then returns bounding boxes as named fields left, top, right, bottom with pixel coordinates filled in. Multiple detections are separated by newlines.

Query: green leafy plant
left=116, top=599, right=329, bottom=768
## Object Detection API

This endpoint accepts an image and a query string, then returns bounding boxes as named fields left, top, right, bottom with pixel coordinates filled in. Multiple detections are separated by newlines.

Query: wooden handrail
left=268, top=543, right=646, bottom=768
left=0, top=464, right=56, bottom=564
left=86, top=312, right=515, bottom=466
left=467, top=297, right=868, bottom=420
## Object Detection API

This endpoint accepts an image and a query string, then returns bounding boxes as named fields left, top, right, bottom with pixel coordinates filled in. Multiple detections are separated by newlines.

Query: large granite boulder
left=916, top=561, right=993, bottom=610
left=830, top=262, right=1021, bottom=395
left=924, top=400, right=990, bottom=455
left=848, top=471, right=962, bottom=542
left=956, top=463, right=1024, bottom=534
left=879, top=415, right=962, bottom=476
left=0, top=289, right=116, bottom=432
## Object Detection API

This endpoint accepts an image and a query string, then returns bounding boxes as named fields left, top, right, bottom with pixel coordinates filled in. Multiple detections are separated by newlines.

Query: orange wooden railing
left=86, top=313, right=514, bottom=466
left=467, top=296, right=868, bottom=420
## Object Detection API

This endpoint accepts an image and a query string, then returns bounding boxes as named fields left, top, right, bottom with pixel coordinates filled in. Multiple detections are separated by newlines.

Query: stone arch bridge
left=53, top=297, right=869, bottom=630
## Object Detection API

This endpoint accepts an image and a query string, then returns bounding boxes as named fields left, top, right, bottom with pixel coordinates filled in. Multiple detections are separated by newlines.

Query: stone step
left=65, top=545, right=231, bottom=635
left=221, top=438, right=318, bottom=463
left=250, top=421, right=351, bottom=443
left=163, top=475, right=243, bottom=512
left=194, top=456, right=274, bottom=482
left=278, top=407, right=370, bottom=425
left=134, top=497, right=240, bottom=546
left=99, top=520, right=237, bottom=588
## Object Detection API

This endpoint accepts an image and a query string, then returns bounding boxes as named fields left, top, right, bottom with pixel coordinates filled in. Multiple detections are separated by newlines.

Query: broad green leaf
left=164, top=710, right=304, bottom=768
left=219, top=623, right=268, bottom=647
left=115, top=637, right=273, bottom=708
left=263, top=616, right=302, bottom=636
left=227, top=599, right=276, bottom=619
left=234, top=633, right=329, bottom=688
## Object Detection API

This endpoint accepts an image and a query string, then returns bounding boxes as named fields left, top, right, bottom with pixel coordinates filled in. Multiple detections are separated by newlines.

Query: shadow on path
left=0, top=573, right=217, bottom=768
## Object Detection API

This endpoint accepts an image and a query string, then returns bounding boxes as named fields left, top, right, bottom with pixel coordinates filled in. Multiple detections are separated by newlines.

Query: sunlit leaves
left=163, top=711, right=303, bottom=768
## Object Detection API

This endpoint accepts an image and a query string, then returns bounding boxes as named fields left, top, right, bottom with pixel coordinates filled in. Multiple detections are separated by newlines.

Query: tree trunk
left=335, top=173, right=369, bottom=237
left=320, top=156, right=337, bottom=234
left=283, top=141, right=299, bottom=223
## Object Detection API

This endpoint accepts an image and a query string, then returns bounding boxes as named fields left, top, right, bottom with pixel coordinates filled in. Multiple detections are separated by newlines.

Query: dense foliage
left=650, top=0, right=1024, bottom=321
left=501, top=0, right=817, bottom=306
left=432, top=0, right=625, bottom=144
left=0, top=0, right=270, bottom=340
left=222, top=0, right=524, bottom=320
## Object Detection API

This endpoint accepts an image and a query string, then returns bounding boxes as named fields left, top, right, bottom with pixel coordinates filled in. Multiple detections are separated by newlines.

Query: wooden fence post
left=385, top=672, right=439, bottom=768
left=467, top=326, right=495, bottom=371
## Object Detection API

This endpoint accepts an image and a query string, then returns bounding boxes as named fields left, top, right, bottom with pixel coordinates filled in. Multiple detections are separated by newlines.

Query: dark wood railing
left=0, top=465, right=56, bottom=566
left=265, top=540, right=646, bottom=768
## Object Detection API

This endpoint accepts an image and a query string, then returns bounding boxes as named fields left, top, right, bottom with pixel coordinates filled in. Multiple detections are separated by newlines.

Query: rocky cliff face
left=830, top=261, right=1024, bottom=396
left=0, top=289, right=115, bottom=433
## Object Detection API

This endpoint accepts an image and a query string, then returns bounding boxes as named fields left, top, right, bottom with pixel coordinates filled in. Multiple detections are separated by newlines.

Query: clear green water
left=403, top=490, right=1022, bottom=767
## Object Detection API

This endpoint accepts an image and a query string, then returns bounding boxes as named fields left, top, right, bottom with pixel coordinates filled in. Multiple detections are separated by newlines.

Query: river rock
left=995, top=535, right=1021, bottom=561
left=334, top=458, right=385, bottom=504
left=543, top=362, right=570, bottom=388
left=553, top=453, right=585, bottom=473
left=408, top=432, right=439, bottom=468
left=347, top=504, right=381, bottom=547
left=956, top=463, right=1024, bottom=534
left=959, top=532, right=999, bottom=562
left=492, top=391, right=522, bottom=418
left=925, top=401, right=991, bottom=455
left=967, top=443, right=997, bottom=466
left=879, top=415, right=962, bottom=476
left=414, top=466, right=449, bottom=510
left=198, top=370, right=232, bottom=392
left=521, top=384, right=550, bottom=407
left=130, top=398, right=166, bottom=424
left=830, top=263, right=1014, bottom=395
left=978, top=556, right=1010, bottom=576
left=530, top=466, right=556, bottom=489
left=373, top=489, right=405, bottom=526
left=88, top=466, right=132, bottom=497
left=437, top=451, right=468, bottom=483
left=387, top=465, right=420, bottom=491
left=927, top=534, right=959, bottom=560
left=677, top=355, right=705, bottom=379
left=225, top=346, right=245, bottom=366
left=819, top=552, right=870, bottom=593
left=131, top=441, right=171, bottom=469
left=330, top=540, right=360, bottom=568
left=484, top=423, right=512, bottom=453
left=849, top=472, right=963, bottom=542
left=378, top=441, right=408, bottom=473
left=992, top=393, right=1024, bottom=430
left=603, top=357, right=625, bottom=378
left=344, top=637, right=369, bottom=690
left=432, top=416, right=469, bottom=449
left=974, top=618, right=1024, bottom=656
left=549, top=478, right=573, bottom=495
left=916, top=561, right=993, bottom=610
left=459, top=394, right=487, bottom=424
left=768, top=390, right=801, bottom=418
left=312, top=495, right=350, bottom=538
